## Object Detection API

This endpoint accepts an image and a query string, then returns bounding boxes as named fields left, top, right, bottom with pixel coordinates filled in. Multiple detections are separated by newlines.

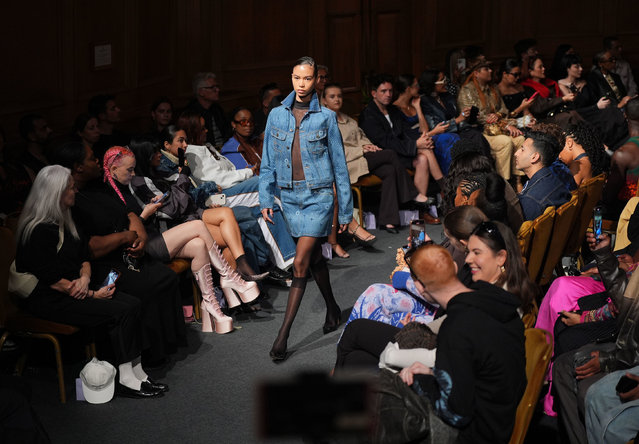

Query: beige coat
left=336, top=113, right=370, bottom=183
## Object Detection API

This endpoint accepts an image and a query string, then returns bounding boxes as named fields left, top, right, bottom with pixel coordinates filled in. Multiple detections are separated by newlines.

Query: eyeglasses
left=234, top=119, right=254, bottom=127
left=508, top=72, right=521, bottom=78
left=201, top=85, right=220, bottom=90
left=472, top=221, right=506, bottom=251
left=318, top=75, right=329, bottom=80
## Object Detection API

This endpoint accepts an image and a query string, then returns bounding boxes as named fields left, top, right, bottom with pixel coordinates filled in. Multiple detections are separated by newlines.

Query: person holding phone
left=102, top=146, right=264, bottom=333
left=552, top=231, right=639, bottom=444
left=14, top=165, right=167, bottom=398
left=260, top=56, right=352, bottom=361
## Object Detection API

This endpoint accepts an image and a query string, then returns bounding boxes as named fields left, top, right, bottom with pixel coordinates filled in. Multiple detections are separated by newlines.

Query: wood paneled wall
left=2, top=0, right=639, bottom=143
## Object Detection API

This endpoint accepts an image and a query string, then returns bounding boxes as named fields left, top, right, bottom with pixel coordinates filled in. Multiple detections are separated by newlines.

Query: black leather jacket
left=594, top=246, right=639, bottom=372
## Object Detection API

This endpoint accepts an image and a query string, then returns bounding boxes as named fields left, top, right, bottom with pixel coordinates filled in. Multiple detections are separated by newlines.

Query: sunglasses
left=508, top=72, right=521, bottom=78
left=472, top=221, right=506, bottom=250
left=234, top=119, right=254, bottom=127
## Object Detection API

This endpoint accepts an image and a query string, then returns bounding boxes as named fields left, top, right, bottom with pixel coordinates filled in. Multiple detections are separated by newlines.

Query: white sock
left=132, top=356, right=148, bottom=382
left=118, top=362, right=141, bottom=390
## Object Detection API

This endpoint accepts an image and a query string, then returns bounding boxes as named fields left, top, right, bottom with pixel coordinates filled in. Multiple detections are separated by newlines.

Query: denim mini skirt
left=280, top=181, right=334, bottom=238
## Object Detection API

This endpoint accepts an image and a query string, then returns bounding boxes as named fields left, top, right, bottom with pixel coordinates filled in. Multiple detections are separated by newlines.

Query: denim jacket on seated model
left=259, top=91, right=353, bottom=225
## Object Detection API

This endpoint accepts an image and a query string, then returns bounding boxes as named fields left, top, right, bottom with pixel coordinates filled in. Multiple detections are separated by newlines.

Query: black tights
left=270, top=237, right=340, bottom=357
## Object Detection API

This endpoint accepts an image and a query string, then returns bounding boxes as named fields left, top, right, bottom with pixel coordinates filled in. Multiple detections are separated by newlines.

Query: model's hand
left=337, top=223, right=348, bottom=234
left=93, top=284, right=115, bottom=300
left=399, top=362, right=433, bottom=386
left=560, top=311, right=581, bottom=326
left=575, top=351, right=601, bottom=380
left=586, top=232, right=610, bottom=251
left=261, top=208, right=274, bottom=224
left=618, top=373, right=639, bottom=401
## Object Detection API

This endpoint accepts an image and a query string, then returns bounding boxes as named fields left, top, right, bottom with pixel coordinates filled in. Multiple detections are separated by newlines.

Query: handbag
left=9, top=226, right=64, bottom=298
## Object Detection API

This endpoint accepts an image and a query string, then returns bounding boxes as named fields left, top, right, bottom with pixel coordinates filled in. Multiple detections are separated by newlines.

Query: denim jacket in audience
left=518, top=167, right=572, bottom=221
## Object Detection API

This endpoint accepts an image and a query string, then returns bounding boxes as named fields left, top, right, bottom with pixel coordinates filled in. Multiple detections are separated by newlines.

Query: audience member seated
left=149, top=96, right=173, bottom=135
left=102, top=146, right=264, bottom=330
left=521, top=56, right=580, bottom=127
left=87, top=94, right=129, bottom=161
left=157, top=124, right=296, bottom=271
left=582, top=51, right=635, bottom=111
left=515, top=130, right=572, bottom=220
left=315, top=64, right=329, bottom=98
left=444, top=140, right=523, bottom=231
left=340, top=241, right=527, bottom=444
left=558, top=121, right=607, bottom=186
left=358, top=74, right=440, bottom=227
left=14, top=165, right=166, bottom=398
left=71, top=113, right=100, bottom=154
left=605, top=35, right=638, bottom=96
left=49, top=141, right=186, bottom=367
left=184, top=72, right=230, bottom=148
left=253, top=83, right=282, bottom=136
left=529, top=122, right=577, bottom=191
left=604, top=100, right=639, bottom=216
left=17, top=113, right=52, bottom=182
left=548, top=43, right=575, bottom=81
left=457, top=60, right=525, bottom=181
left=127, top=135, right=289, bottom=286
left=557, top=53, right=588, bottom=97
left=344, top=205, right=486, bottom=329
left=394, top=73, right=459, bottom=177
left=444, top=47, right=466, bottom=97
left=419, top=68, right=491, bottom=162
left=178, top=111, right=258, bottom=196
left=553, top=232, right=639, bottom=444
left=496, top=58, right=535, bottom=124
left=514, top=38, right=539, bottom=80
left=220, top=107, right=263, bottom=170
left=322, top=83, right=424, bottom=243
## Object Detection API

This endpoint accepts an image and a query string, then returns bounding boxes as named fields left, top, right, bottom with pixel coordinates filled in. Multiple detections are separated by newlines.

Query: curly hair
left=443, top=151, right=495, bottom=212
left=564, top=121, right=607, bottom=176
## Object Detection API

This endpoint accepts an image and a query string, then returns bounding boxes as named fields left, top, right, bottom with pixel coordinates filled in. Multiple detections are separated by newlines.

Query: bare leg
left=422, top=150, right=443, bottom=181
left=328, top=189, right=349, bottom=258
left=413, top=152, right=430, bottom=200
left=160, top=221, right=212, bottom=271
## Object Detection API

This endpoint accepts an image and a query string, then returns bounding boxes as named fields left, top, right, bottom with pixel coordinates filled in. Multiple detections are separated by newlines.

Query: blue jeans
left=585, top=366, right=639, bottom=444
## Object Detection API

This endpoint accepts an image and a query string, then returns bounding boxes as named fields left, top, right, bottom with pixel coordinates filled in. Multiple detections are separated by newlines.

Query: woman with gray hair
left=14, top=165, right=166, bottom=398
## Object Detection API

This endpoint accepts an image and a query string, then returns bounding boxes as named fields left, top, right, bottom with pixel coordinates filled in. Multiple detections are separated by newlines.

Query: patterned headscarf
left=103, top=146, right=135, bottom=204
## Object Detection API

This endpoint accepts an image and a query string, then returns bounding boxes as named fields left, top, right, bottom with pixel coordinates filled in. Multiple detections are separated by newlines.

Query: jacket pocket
left=269, top=127, right=288, bottom=153
left=307, top=129, right=327, bottom=154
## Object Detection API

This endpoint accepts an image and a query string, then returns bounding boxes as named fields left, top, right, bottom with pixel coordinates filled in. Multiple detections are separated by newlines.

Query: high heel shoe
left=269, top=336, right=288, bottom=362
left=322, top=307, right=342, bottom=334
left=208, top=245, right=260, bottom=307
left=193, top=265, right=233, bottom=334
left=346, top=223, right=377, bottom=246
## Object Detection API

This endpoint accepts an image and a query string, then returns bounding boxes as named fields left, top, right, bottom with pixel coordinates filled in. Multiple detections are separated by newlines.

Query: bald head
left=411, top=244, right=458, bottom=291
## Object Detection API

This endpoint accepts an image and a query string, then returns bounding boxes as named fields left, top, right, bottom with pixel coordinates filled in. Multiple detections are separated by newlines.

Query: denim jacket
left=518, top=167, right=571, bottom=221
left=259, top=91, right=353, bottom=224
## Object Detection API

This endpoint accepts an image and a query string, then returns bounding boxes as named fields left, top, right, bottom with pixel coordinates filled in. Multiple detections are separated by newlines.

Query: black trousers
left=335, top=318, right=401, bottom=371
left=365, top=149, right=417, bottom=226
left=26, top=289, right=141, bottom=365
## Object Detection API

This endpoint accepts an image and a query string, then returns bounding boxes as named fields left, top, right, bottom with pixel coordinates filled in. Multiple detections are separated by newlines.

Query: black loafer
left=116, top=381, right=164, bottom=399
left=145, top=378, right=169, bottom=393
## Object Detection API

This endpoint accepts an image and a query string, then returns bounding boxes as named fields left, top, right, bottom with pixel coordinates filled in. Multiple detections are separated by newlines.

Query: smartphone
left=615, top=375, right=639, bottom=393
left=178, top=148, right=185, bottom=167
left=467, top=106, right=479, bottom=124
left=157, top=191, right=170, bottom=204
left=206, top=193, right=226, bottom=207
left=593, top=206, right=603, bottom=242
left=102, top=269, right=120, bottom=287
left=530, top=91, right=540, bottom=100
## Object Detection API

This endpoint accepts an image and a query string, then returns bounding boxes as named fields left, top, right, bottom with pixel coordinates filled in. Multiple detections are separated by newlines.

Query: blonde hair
left=17, top=165, right=79, bottom=244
